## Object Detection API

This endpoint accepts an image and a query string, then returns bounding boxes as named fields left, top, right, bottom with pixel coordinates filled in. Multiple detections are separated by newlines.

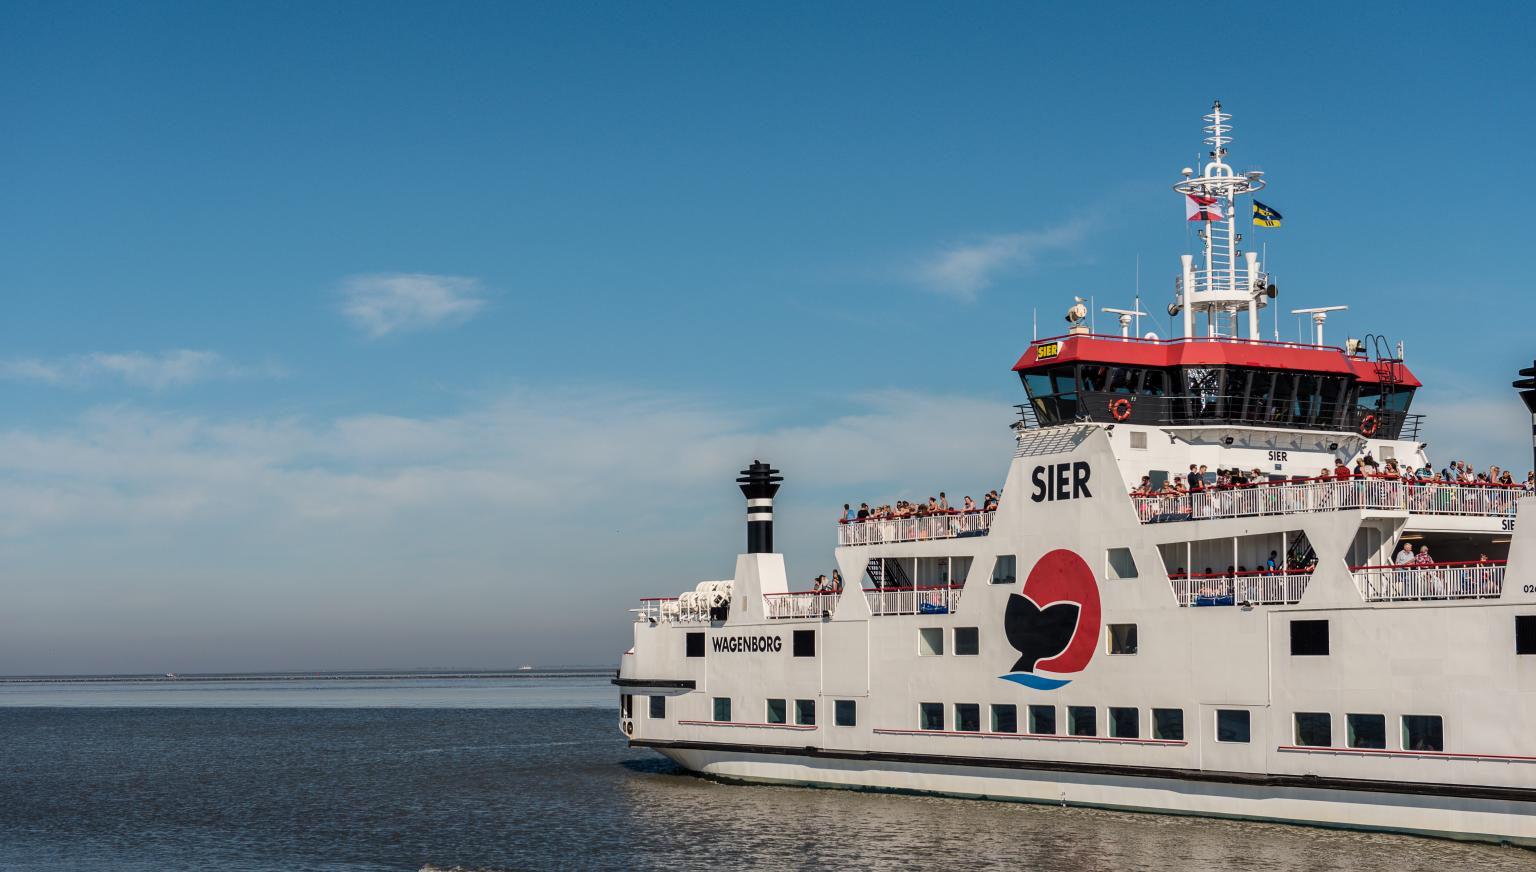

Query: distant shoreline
left=0, top=667, right=615, bottom=685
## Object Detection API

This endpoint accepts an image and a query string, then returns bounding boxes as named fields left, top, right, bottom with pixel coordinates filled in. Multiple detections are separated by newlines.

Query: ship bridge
left=1012, top=332, right=1421, bottom=440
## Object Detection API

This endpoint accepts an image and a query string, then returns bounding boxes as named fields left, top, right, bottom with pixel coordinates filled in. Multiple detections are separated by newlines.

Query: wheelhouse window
left=1020, top=365, right=1080, bottom=426
left=1402, top=715, right=1444, bottom=752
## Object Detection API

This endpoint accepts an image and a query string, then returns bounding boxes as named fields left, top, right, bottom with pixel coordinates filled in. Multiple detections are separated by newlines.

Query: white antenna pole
left=1135, top=254, right=1141, bottom=337
left=1032, top=308, right=1037, bottom=341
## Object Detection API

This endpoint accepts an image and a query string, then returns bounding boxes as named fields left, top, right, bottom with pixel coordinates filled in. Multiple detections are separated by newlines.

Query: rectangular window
left=649, top=695, right=666, bottom=720
left=991, top=704, right=1017, bottom=733
left=920, top=702, right=944, bottom=731
left=765, top=698, right=786, bottom=724
left=686, top=632, right=705, bottom=658
left=1109, top=707, right=1139, bottom=739
left=1152, top=708, right=1184, bottom=741
left=713, top=697, right=731, bottom=722
left=1294, top=712, right=1332, bottom=747
left=1402, top=715, right=1444, bottom=752
left=954, top=627, right=979, bottom=656
left=621, top=694, right=632, bottom=719
left=1028, top=705, right=1056, bottom=735
left=1217, top=710, right=1251, bottom=743
left=954, top=703, right=981, bottom=732
left=1068, top=706, right=1096, bottom=737
left=1106, top=547, right=1138, bottom=579
left=835, top=699, right=857, bottom=727
left=1107, top=623, right=1138, bottom=655
left=919, top=627, right=945, bottom=656
left=1129, top=430, right=1148, bottom=449
left=1347, top=713, right=1386, bottom=749
left=991, top=555, right=1018, bottom=584
left=1518, top=616, right=1536, bottom=655
left=1290, top=619, right=1329, bottom=656
left=793, top=629, right=816, bottom=658
left=795, top=699, right=816, bottom=727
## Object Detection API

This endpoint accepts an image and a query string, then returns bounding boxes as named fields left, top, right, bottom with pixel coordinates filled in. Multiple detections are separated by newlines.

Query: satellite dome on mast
left=1172, top=100, right=1272, bottom=341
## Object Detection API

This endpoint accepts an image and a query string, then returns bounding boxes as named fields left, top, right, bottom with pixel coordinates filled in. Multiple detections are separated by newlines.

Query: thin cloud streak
left=0, top=350, right=281, bottom=390
left=914, top=218, right=1093, bottom=301
left=338, top=273, right=488, bottom=338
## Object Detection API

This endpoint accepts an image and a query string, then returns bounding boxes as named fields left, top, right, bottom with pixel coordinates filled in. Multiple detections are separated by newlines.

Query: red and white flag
left=1186, top=193, right=1225, bottom=221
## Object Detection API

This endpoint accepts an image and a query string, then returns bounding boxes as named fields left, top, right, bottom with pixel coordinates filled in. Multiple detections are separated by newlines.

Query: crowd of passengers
left=840, top=489, right=1001, bottom=522
left=1131, top=455, right=1535, bottom=496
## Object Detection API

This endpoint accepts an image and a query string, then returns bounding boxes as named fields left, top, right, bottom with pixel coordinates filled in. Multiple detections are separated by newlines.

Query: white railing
left=1168, top=571, right=1311, bottom=607
left=837, top=510, right=994, bottom=546
left=764, top=590, right=840, bottom=620
left=863, top=584, right=964, bottom=616
left=1352, top=561, right=1505, bottom=601
left=1134, top=479, right=1524, bottom=524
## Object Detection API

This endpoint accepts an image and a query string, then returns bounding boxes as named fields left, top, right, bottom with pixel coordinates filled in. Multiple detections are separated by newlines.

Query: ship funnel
left=736, top=460, right=783, bottom=554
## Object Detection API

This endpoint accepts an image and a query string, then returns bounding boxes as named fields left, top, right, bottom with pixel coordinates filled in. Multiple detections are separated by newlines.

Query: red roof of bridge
left=1014, top=334, right=1420, bottom=387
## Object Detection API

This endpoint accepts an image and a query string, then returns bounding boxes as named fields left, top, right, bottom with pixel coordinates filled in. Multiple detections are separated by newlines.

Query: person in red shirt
left=1334, top=461, right=1351, bottom=480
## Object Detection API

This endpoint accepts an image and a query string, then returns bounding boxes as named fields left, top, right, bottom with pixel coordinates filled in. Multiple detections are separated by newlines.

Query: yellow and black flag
left=1252, top=201, right=1282, bottom=228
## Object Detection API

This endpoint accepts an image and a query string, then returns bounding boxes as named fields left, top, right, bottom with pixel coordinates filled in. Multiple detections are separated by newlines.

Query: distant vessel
left=518, top=666, right=534, bottom=672
left=615, top=102, right=1536, bottom=845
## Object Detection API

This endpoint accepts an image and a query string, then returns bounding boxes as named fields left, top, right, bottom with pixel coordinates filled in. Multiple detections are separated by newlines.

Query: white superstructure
left=614, top=103, right=1536, bottom=846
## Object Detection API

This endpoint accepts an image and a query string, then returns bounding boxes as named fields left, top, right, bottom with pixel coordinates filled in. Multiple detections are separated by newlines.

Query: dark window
left=620, top=694, right=632, bottom=719
left=954, top=627, right=979, bottom=656
left=1290, top=619, right=1329, bottom=656
left=955, top=703, right=981, bottom=732
left=1028, top=705, right=1056, bottom=735
left=686, top=632, right=705, bottom=658
left=1347, top=713, right=1386, bottom=749
left=991, top=555, right=1017, bottom=584
left=920, top=702, right=944, bottom=731
left=1517, top=616, right=1536, bottom=655
left=649, top=695, right=666, bottom=719
left=1109, top=707, right=1139, bottom=739
left=1068, top=706, right=1096, bottom=737
left=795, top=699, right=816, bottom=727
left=1153, top=708, right=1184, bottom=741
left=834, top=700, right=857, bottom=727
left=1108, top=623, right=1138, bottom=655
left=1294, top=712, right=1332, bottom=747
left=991, top=704, right=1017, bottom=733
left=766, top=699, right=786, bottom=724
left=713, top=697, right=731, bottom=722
left=793, top=630, right=816, bottom=658
left=1217, top=710, right=1251, bottom=743
left=1403, top=715, right=1444, bottom=752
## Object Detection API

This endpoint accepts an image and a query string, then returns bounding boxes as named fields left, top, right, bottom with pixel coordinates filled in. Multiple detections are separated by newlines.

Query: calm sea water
left=0, top=671, right=1530, bottom=871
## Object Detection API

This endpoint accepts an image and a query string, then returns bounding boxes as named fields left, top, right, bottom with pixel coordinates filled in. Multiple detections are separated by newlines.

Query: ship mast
left=1172, top=100, right=1268, bottom=340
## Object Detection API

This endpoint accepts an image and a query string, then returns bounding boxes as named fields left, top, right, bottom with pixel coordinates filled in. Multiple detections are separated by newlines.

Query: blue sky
left=0, top=1, right=1531, bottom=673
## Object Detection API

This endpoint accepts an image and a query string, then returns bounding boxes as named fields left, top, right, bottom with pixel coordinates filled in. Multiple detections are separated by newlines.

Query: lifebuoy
left=1359, top=414, right=1379, bottom=438
left=1109, top=398, right=1133, bottom=422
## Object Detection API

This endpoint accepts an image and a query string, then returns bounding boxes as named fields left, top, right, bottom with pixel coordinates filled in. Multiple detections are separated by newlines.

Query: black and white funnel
left=736, top=460, right=783, bottom=554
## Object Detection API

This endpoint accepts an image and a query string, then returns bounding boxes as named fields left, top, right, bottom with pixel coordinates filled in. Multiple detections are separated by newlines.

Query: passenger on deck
left=1335, top=461, right=1352, bottom=480
left=938, top=492, right=950, bottom=511
left=858, top=502, right=870, bottom=519
left=963, top=495, right=976, bottom=511
left=831, top=570, right=844, bottom=593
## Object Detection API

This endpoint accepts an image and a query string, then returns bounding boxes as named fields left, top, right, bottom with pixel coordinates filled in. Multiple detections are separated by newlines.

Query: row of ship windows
left=651, top=695, right=1447, bottom=752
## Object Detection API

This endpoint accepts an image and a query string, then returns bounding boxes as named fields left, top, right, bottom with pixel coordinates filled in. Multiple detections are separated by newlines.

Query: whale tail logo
left=1000, top=549, right=1100, bottom=690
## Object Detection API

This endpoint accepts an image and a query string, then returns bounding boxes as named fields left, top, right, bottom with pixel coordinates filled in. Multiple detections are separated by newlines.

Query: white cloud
left=914, top=218, right=1092, bottom=300
left=0, top=350, right=277, bottom=390
left=338, top=272, right=488, bottom=338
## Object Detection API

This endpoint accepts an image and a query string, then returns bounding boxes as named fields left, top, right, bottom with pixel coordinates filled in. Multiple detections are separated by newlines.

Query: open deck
left=1133, top=479, right=1522, bottom=524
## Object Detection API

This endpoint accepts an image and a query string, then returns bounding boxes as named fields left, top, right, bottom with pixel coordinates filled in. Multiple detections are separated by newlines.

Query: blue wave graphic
left=999, top=673, right=1071, bottom=690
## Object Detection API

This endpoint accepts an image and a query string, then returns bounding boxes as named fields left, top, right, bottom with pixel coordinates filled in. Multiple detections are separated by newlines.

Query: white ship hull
left=649, top=744, right=1536, bottom=846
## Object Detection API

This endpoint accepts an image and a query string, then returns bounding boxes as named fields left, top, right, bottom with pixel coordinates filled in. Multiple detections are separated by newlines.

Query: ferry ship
left=613, top=102, right=1536, bottom=845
